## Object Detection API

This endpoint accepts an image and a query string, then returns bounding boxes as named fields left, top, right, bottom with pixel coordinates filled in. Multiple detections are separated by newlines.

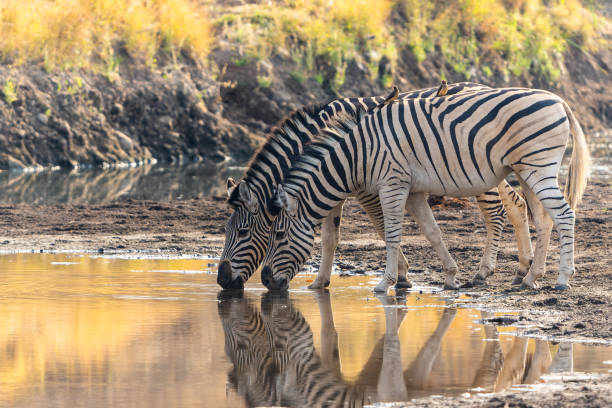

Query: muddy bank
left=391, top=374, right=612, bottom=408
left=0, top=66, right=257, bottom=170
left=0, top=179, right=610, bottom=344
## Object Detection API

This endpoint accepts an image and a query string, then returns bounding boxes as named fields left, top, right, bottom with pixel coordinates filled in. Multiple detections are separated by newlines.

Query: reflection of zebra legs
left=314, top=290, right=342, bottom=377
left=404, top=307, right=458, bottom=389
left=523, top=340, right=553, bottom=383
left=471, top=312, right=504, bottom=391
left=495, top=337, right=529, bottom=392
left=376, top=295, right=409, bottom=402
left=549, top=343, right=573, bottom=373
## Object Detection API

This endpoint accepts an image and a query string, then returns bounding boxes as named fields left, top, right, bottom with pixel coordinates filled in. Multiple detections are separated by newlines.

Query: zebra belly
left=409, top=167, right=511, bottom=197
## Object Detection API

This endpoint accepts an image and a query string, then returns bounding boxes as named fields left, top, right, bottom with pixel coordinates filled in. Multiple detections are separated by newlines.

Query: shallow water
left=0, top=162, right=244, bottom=204
left=0, top=254, right=610, bottom=407
left=1, top=131, right=610, bottom=205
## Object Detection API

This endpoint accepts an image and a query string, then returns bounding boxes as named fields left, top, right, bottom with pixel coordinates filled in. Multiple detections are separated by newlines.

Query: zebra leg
left=515, top=177, right=554, bottom=289
left=472, top=190, right=506, bottom=284
left=310, top=201, right=345, bottom=289
left=405, top=192, right=460, bottom=290
left=374, top=184, right=410, bottom=294
left=517, top=172, right=576, bottom=290
left=498, top=180, right=534, bottom=285
left=356, top=192, right=412, bottom=288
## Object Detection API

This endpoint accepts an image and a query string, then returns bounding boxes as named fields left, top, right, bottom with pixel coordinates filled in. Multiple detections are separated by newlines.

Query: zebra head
left=218, top=178, right=270, bottom=289
left=261, top=185, right=315, bottom=291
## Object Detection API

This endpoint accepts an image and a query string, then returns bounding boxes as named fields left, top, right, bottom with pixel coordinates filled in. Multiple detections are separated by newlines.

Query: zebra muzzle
left=261, top=266, right=288, bottom=291
left=217, top=260, right=244, bottom=290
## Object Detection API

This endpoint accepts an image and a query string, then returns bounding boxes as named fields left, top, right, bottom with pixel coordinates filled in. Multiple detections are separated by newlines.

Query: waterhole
left=0, top=253, right=610, bottom=407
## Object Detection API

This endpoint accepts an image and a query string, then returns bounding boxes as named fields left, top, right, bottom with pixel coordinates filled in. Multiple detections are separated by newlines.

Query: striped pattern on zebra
left=261, top=88, right=589, bottom=293
left=218, top=83, right=533, bottom=291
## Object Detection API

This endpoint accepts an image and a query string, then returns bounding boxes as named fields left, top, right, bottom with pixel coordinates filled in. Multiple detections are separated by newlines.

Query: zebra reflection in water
left=217, top=292, right=574, bottom=407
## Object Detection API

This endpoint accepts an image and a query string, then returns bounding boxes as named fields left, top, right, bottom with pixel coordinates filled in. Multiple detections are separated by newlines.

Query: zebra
left=218, top=83, right=533, bottom=291
left=261, top=87, right=589, bottom=293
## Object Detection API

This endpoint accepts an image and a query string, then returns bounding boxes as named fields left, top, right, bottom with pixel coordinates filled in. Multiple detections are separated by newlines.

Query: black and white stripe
left=219, top=83, right=532, bottom=291
left=262, top=88, right=589, bottom=292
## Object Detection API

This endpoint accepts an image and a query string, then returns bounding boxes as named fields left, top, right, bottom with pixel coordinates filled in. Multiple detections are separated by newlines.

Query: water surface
left=0, top=163, right=244, bottom=204
left=0, top=254, right=610, bottom=407
left=0, top=131, right=609, bottom=205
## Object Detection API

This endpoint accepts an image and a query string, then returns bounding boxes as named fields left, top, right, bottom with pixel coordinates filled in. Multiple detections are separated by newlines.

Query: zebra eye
left=275, top=231, right=286, bottom=240
left=238, top=228, right=249, bottom=237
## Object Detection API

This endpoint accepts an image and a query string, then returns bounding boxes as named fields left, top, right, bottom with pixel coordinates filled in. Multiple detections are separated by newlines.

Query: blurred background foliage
left=0, top=0, right=609, bottom=84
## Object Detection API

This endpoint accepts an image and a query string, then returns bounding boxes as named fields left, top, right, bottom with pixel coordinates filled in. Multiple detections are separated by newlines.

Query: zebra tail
left=561, top=100, right=590, bottom=210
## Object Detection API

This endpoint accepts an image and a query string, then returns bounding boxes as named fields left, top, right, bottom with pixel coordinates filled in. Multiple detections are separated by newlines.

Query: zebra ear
left=355, top=105, right=367, bottom=123
left=270, top=185, right=283, bottom=216
left=227, top=178, right=237, bottom=198
left=238, top=181, right=258, bottom=213
left=274, top=185, right=297, bottom=217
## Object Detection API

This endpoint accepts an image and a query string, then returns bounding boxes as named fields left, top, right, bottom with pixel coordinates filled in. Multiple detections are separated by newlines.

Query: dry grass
left=0, top=0, right=608, bottom=83
left=0, top=0, right=212, bottom=70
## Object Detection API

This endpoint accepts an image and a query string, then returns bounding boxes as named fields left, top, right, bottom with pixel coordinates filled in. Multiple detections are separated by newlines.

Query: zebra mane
left=228, top=102, right=333, bottom=205
left=283, top=112, right=360, bottom=195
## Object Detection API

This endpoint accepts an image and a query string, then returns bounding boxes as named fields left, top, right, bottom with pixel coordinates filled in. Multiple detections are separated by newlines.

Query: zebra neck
left=241, top=107, right=328, bottom=213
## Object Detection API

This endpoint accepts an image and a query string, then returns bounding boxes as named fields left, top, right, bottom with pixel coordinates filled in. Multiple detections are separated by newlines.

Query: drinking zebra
left=262, top=88, right=589, bottom=293
left=218, top=83, right=533, bottom=290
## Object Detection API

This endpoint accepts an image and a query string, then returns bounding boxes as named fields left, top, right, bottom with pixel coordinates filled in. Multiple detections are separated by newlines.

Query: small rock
left=36, top=113, right=49, bottom=125
left=159, top=115, right=173, bottom=129
left=110, top=103, right=124, bottom=115
left=114, top=130, right=133, bottom=150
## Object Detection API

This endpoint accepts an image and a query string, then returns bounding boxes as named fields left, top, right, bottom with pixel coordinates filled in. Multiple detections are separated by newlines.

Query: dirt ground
left=0, top=178, right=610, bottom=405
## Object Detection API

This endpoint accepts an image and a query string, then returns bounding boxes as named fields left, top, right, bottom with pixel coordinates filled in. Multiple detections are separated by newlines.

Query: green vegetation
left=0, top=0, right=608, bottom=84
left=398, top=0, right=607, bottom=80
left=2, top=79, right=17, bottom=105
left=257, top=75, right=272, bottom=88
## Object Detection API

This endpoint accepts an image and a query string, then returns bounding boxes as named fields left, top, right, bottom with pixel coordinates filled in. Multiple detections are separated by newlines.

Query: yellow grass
left=0, top=0, right=608, bottom=81
left=0, top=0, right=212, bottom=70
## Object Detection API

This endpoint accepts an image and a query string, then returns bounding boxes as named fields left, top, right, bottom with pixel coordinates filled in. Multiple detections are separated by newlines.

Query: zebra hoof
left=554, top=283, right=570, bottom=291
left=308, top=280, right=330, bottom=290
left=443, top=280, right=460, bottom=290
left=373, top=283, right=390, bottom=294
left=511, top=276, right=524, bottom=286
left=471, top=275, right=487, bottom=286
left=395, top=277, right=412, bottom=289
left=520, top=281, right=538, bottom=290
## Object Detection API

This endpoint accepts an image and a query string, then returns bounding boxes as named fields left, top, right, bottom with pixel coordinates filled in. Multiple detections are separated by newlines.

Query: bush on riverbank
left=0, top=0, right=608, bottom=84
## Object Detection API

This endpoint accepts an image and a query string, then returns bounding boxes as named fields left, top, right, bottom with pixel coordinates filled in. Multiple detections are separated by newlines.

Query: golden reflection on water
left=0, top=254, right=610, bottom=407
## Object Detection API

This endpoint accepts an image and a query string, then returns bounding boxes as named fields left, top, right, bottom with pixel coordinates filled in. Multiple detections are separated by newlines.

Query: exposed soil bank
left=1, top=179, right=610, bottom=344
left=0, top=66, right=257, bottom=170
left=385, top=374, right=612, bottom=408
left=0, top=22, right=610, bottom=170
